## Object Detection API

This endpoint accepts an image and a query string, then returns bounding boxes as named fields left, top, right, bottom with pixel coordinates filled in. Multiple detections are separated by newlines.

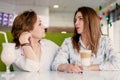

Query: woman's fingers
left=66, top=63, right=83, bottom=73
left=19, top=32, right=31, bottom=44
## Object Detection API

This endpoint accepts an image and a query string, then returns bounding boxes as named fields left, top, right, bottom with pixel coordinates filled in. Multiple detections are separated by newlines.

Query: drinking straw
left=0, top=31, right=8, bottom=43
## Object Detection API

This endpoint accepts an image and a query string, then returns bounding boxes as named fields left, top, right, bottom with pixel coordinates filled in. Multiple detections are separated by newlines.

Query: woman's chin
left=41, top=34, right=46, bottom=39
left=77, top=32, right=82, bottom=34
left=43, top=33, right=46, bottom=37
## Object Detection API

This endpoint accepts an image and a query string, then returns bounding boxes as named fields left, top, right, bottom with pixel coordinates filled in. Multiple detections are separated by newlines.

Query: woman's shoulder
left=64, top=37, right=72, bottom=42
left=61, top=37, right=72, bottom=45
left=100, top=35, right=112, bottom=43
left=41, top=39, right=59, bottom=47
left=100, top=35, right=111, bottom=41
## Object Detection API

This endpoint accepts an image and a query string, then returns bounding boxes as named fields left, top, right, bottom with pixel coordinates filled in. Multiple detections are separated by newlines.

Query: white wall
left=101, top=19, right=108, bottom=35
left=113, top=20, right=120, bottom=52
left=101, top=19, right=120, bottom=52
left=15, top=5, right=49, bottom=28
left=0, top=1, right=75, bottom=28
left=0, top=2, right=15, bottom=13
left=15, top=5, right=49, bottom=16
left=0, top=1, right=49, bottom=28
left=108, top=22, right=114, bottom=45
left=50, top=12, right=74, bottom=27
left=0, top=1, right=49, bottom=16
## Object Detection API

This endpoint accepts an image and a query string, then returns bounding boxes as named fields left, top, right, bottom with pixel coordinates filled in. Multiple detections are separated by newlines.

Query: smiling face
left=74, top=12, right=84, bottom=35
left=30, top=17, right=45, bottom=40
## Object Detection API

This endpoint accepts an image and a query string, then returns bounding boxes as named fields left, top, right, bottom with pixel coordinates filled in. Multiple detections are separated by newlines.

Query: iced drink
left=80, top=50, right=91, bottom=66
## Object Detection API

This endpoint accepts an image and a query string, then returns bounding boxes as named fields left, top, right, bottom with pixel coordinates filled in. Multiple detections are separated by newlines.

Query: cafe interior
left=0, top=0, right=120, bottom=80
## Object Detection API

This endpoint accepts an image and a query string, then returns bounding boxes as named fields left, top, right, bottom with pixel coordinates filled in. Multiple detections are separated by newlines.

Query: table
left=0, top=71, right=120, bottom=80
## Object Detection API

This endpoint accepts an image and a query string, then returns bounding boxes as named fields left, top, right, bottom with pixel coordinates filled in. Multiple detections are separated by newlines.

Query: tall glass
left=80, top=50, right=91, bottom=70
left=1, top=43, right=16, bottom=76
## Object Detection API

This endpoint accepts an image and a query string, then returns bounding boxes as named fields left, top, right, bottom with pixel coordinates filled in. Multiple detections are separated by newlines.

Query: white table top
left=0, top=71, right=120, bottom=80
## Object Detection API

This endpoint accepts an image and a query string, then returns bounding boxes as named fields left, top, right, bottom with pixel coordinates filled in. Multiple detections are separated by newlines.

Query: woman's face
left=75, top=12, right=84, bottom=34
left=30, top=17, right=45, bottom=39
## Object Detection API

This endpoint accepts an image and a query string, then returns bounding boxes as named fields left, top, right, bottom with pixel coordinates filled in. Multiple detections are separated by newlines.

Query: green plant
left=45, top=32, right=72, bottom=46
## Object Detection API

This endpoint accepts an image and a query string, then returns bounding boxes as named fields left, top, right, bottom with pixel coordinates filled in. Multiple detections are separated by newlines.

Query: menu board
left=0, top=12, right=3, bottom=25
left=0, top=12, right=14, bottom=26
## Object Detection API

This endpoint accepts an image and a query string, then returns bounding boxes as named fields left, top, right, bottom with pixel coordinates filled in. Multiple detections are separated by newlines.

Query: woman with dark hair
left=52, top=6, right=120, bottom=73
left=11, top=10, right=59, bottom=72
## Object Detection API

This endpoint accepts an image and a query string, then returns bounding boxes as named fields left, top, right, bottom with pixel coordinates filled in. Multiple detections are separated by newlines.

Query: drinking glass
left=1, top=43, right=16, bottom=77
left=80, top=50, right=91, bottom=70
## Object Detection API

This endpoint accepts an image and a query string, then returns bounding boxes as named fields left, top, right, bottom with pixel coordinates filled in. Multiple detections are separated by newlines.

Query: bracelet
left=21, top=43, right=31, bottom=46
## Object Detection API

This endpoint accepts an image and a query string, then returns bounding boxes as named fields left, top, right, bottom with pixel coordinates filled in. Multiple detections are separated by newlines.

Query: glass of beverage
left=80, top=50, right=91, bottom=70
left=1, top=43, right=16, bottom=77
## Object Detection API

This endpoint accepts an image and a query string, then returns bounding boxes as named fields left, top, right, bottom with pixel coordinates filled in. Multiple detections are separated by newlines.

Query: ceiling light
left=53, top=5, right=59, bottom=8
left=61, top=31, right=67, bottom=34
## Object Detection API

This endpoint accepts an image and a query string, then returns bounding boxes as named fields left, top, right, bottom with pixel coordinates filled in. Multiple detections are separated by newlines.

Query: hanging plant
left=99, top=5, right=102, bottom=11
left=116, top=3, right=119, bottom=9
left=100, top=23, right=104, bottom=27
left=109, top=22, right=112, bottom=27
left=105, top=15, right=110, bottom=21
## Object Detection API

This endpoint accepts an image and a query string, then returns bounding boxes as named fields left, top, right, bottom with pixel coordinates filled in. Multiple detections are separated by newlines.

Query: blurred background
left=0, top=0, right=120, bottom=71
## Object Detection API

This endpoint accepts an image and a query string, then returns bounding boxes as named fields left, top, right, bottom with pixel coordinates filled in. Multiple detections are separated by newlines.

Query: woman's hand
left=58, top=63, right=83, bottom=73
left=66, top=63, right=83, bottom=73
left=19, top=32, right=32, bottom=44
left=88, top=64, right=100, bottom=71
left=19, top=32, right=39, bottom=61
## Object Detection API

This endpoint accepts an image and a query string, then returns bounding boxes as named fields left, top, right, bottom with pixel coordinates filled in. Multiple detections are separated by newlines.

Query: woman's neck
left=31, top=38, right=40, bottom=47
left=81, top=34, right=88, bottom=48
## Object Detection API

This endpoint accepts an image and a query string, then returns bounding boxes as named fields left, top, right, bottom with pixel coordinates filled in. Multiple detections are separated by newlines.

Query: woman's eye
left=39, top=23, right=41, bottom=26
left=74, top=19, right=76, bottom=23
left=79, top=17, right=83, bottom=20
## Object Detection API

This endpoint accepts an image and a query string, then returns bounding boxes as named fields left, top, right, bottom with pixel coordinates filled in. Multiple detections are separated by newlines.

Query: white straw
left=0, top=31, right=8, bottom=43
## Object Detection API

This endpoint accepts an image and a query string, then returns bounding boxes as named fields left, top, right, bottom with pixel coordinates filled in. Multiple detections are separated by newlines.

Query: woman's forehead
left=75, top=12, right=82, bottom=18
left=37, top=16, right=41, bottom=22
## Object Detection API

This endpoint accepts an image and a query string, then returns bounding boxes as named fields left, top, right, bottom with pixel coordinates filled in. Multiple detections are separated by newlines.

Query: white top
left=13, top=39, right=59, bottom=72
left=52, top=36, right=120, bottom=71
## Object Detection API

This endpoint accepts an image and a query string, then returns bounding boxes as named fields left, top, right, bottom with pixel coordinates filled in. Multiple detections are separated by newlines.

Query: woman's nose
left=75, top=20, right=79, bottom=26
left=42, top=24, right=45, bottom=29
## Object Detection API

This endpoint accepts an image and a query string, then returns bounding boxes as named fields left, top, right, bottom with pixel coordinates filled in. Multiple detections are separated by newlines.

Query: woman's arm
left=19, top=32, right=39, bottom=62
left=52, top=38, right=83, bottom=72
left=91, top=37, right=120, bottom=71
left=13, top=32, right=40, bottom=71
left=88, top=64, right=100, bottom=71
left=58, top=63, right=83, bottom=73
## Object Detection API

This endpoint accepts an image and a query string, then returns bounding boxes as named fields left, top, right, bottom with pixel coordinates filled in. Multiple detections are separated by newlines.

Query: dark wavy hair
left=11, top=10, right=37, bottom=48
left=72, top=6, right=102, bottom=55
